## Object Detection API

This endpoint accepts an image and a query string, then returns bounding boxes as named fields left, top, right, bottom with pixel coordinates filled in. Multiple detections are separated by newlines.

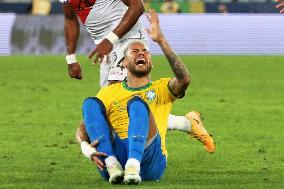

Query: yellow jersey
left=96, top=78, right=176, bottom=156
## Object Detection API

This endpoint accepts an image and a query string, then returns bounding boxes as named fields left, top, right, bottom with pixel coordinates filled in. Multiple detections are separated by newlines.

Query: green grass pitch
left=0, top=55, right=284, bottom=189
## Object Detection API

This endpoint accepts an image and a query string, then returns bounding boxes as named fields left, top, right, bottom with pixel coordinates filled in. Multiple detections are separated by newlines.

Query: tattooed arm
left=158, top=36, right=190, bottom=97
left=146, top=9, right=190, bottom=97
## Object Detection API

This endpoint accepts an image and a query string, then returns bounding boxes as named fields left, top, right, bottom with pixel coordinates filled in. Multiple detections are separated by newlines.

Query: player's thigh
left=108, top=41, right=127, bottom=82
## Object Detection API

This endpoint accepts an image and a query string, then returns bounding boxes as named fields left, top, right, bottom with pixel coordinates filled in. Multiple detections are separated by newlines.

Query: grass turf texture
left=0, top=55, right=283, bottom=189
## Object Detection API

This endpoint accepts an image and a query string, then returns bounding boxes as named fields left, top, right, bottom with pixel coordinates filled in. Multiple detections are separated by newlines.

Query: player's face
left=124, top=42, right=152, bottom=77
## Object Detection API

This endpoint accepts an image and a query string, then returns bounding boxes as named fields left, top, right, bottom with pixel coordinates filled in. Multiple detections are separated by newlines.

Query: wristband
left=80, top=141, right=97, bottom=159
left=66, top=54, right=77, bottom=65
left=105, top=32, right=119, bottom=45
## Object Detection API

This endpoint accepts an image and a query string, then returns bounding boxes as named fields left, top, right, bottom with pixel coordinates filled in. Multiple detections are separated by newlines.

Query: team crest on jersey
left=146, top=90, right=156, bottom=102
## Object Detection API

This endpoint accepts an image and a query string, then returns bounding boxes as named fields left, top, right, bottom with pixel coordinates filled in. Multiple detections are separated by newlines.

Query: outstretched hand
left=88, top=39, right=113, bottom=64
left=275, top=0, right=284, bottom=13
left=145, top=9, right=164, bottom=43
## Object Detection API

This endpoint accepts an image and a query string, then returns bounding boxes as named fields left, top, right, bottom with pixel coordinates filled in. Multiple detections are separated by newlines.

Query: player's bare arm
left=275, top=0, right=284, bottom=13
left=146, top=9, right=190, bottom=97
left=88, top=0, right=144, bottom=64
left=63, top=4, right=82, bottom=80
left=164, top=45, right=190, bottom=97
left=115, top=0, right=144, bottom=38
left=76, top=121, right=89, bottom=143
left=76, top=121, right=107, bottom=170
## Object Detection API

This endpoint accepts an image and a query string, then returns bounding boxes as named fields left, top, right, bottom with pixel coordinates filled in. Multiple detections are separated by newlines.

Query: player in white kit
left=59, top=0, right=215, bottom=161
left=60, top=0, right=147, bottom=86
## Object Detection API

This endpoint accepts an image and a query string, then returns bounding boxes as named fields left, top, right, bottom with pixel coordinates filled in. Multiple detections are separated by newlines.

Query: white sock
left=105, top=156, right=119, bottom=167
left=125, top=158, right=140, bottom=173
left=167, top=114, right=192, bottom=133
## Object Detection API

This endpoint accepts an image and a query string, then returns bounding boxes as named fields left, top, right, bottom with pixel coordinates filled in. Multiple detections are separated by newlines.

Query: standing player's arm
left=63, top=4, right=82, bottom=80
left=114, top=0, right=144, bottom=38
left=88, top=0, right=144, bottom=64
left=76, top=121, right=107, bottom=170
left=146, top=9, right=190, bottom=97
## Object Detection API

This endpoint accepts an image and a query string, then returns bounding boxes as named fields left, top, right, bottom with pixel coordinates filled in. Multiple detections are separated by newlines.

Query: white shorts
left=107, top=31, right=148, bottom=81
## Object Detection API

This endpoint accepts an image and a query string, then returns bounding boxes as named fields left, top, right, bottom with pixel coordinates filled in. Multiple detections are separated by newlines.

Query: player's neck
left=126, top=75, right=150, bottom=88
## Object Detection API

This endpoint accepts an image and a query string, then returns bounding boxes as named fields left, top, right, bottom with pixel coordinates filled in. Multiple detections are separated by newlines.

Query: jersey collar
left=122, top=80, right=152, bottom=91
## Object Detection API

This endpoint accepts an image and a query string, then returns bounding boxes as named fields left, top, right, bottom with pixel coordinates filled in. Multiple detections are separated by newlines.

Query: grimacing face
left=123, top=42, right=153, bottom=77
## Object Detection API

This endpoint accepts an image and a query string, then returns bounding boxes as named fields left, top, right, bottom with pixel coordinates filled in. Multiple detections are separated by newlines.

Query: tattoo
left=159, top=40, right=190, bottom=97
left=166, top=53, right=187, bottom=80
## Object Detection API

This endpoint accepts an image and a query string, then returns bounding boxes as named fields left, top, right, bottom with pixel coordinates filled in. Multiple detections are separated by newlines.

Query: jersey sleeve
left=158, top=78, right=178, bottom=102
left=160, top=78, right=185, bottom=100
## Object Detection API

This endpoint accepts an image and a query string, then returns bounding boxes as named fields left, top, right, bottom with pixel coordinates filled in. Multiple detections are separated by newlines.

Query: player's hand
left=88, top=39, right=113, bottom=64
left=275, top=0, right=284, bottom=13
left=68, top=62, right=82, bottom=80
left=145, top=9, right=164, bottom=44
left=90, top=140, right=107, bottom=171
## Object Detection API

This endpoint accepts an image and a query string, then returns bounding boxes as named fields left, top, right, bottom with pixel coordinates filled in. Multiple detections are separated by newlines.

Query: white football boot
left=124, top=165, right=141, bottom=185
left=107, top=162, right=124, bottom=184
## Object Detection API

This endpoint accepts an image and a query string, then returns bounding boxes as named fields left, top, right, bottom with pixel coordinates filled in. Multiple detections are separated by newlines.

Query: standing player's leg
left=99, top=56, right=111, bottom=87
left=107, top=41, right=128, bottom=84
left=82, top=97, right=124, bottom=183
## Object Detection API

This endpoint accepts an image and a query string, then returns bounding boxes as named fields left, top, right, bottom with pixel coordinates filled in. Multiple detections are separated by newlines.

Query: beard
left=127, top=64, right=152, bottom=77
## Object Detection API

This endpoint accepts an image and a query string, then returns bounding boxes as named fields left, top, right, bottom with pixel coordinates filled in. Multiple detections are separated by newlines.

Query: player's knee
left=127, top=96, right=149, bottom=114
left=83, top=97, right=100, bottom=109
left=83, top=97, right=106, bottom=113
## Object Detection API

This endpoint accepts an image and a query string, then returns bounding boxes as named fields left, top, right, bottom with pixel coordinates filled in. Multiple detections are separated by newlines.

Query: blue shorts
left=99, top=134, right=167, bottom=181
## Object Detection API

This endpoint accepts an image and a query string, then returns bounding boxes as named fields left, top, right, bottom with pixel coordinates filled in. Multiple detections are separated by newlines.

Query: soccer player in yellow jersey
left=76, top=9, right=215, bottom=185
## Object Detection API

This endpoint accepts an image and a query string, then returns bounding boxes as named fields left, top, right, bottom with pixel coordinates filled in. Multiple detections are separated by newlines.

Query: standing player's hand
left=145, top=9, right=165, bottom=44
left=88, top=39, right=113, bottom=64
left=68, top=62, right=82, bottom=80
left=90, top=140, right=107, bottom=171
left=275, top=0, right=284, bottom=13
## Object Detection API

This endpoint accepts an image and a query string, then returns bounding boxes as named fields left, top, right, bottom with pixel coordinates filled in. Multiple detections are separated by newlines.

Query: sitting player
left=76, top=9, right=215, bottom=185
left=60, top=0, right=215, bottom=153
